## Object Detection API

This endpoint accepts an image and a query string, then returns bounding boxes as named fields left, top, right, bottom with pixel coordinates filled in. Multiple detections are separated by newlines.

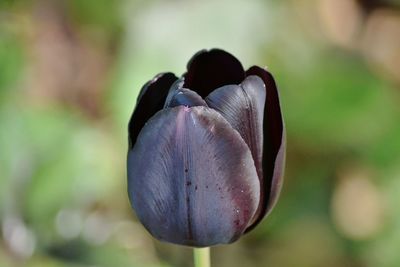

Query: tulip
left=127, top=49, right=285, bottom=247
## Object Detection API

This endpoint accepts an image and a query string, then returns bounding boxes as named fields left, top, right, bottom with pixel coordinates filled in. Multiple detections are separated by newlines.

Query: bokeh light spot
left=332, top=167, right=386, bottom=240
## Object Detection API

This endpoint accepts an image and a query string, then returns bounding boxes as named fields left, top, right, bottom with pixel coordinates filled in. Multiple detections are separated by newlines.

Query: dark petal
left=128, top=72, right=177, bottom=148
left=127, top=106, right=260, bottom=247
left=169, top=89, right=207, bottom=107
left=165, top=87, right=207, bottom=108
left=244, top=66, right=285, bottom=232
left=183, top=49, right=245, bottom=98
left=205, top=76, right=266, bottom=225
left=163, top=78, right=185, bottom=108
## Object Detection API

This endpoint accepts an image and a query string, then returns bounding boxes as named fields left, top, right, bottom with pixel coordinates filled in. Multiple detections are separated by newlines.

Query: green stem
left=193, top=247, right=210, bottom=267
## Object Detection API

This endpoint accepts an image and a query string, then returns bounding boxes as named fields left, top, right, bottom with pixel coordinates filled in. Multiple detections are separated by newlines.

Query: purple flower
left=127, top=49, right=285, bottom=247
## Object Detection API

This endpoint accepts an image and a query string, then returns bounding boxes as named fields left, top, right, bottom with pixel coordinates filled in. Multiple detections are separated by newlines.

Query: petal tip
left=184, top=49, right=245, bottom=97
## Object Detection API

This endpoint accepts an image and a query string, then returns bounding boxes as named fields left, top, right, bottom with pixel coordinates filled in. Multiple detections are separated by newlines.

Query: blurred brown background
left=1, top=0, right=400, bottom=266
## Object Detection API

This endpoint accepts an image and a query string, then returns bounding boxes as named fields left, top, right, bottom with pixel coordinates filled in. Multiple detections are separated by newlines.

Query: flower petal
left=183, top=49, right=245, bottom=98
left=127, top=106, right=260, bottom=247
left=128, top=72, right=177, bottom=148
left=205, top=76, right=266, bottom=221
left=164, top=83, right=207, bottom=108
left=245, top=66, right=285, bottom=231
left=169, top=89, right=207, bottom=107
left=163, top=78, right=185, bottom=108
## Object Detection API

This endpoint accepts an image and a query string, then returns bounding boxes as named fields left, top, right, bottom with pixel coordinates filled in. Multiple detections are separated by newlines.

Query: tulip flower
left=127, top=49, right=285, bottom=249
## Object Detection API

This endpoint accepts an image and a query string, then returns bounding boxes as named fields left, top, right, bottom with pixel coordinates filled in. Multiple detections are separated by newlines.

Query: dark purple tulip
left=127, top=49, right=285, bottom=247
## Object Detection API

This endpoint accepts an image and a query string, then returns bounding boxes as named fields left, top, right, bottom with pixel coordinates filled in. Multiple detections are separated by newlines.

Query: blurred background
left=1, top=0, right=400, bottom=266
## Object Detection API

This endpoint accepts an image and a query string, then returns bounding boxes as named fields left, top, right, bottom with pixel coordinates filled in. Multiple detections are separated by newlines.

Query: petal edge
left=245, top=66, right=285, bottom=231
left=128, top=72, right=177, bottom=148
left=184, top=49, right=245, bottom=97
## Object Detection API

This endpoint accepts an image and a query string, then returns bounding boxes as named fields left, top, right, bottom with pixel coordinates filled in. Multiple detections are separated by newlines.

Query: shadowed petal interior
left=128, top=72, right=177, bottom=148
left=245, top=66, right=285, bottom=231
left=127, top=106, right=260, bottom=247
left=183, top=49, right=245, bottom=98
